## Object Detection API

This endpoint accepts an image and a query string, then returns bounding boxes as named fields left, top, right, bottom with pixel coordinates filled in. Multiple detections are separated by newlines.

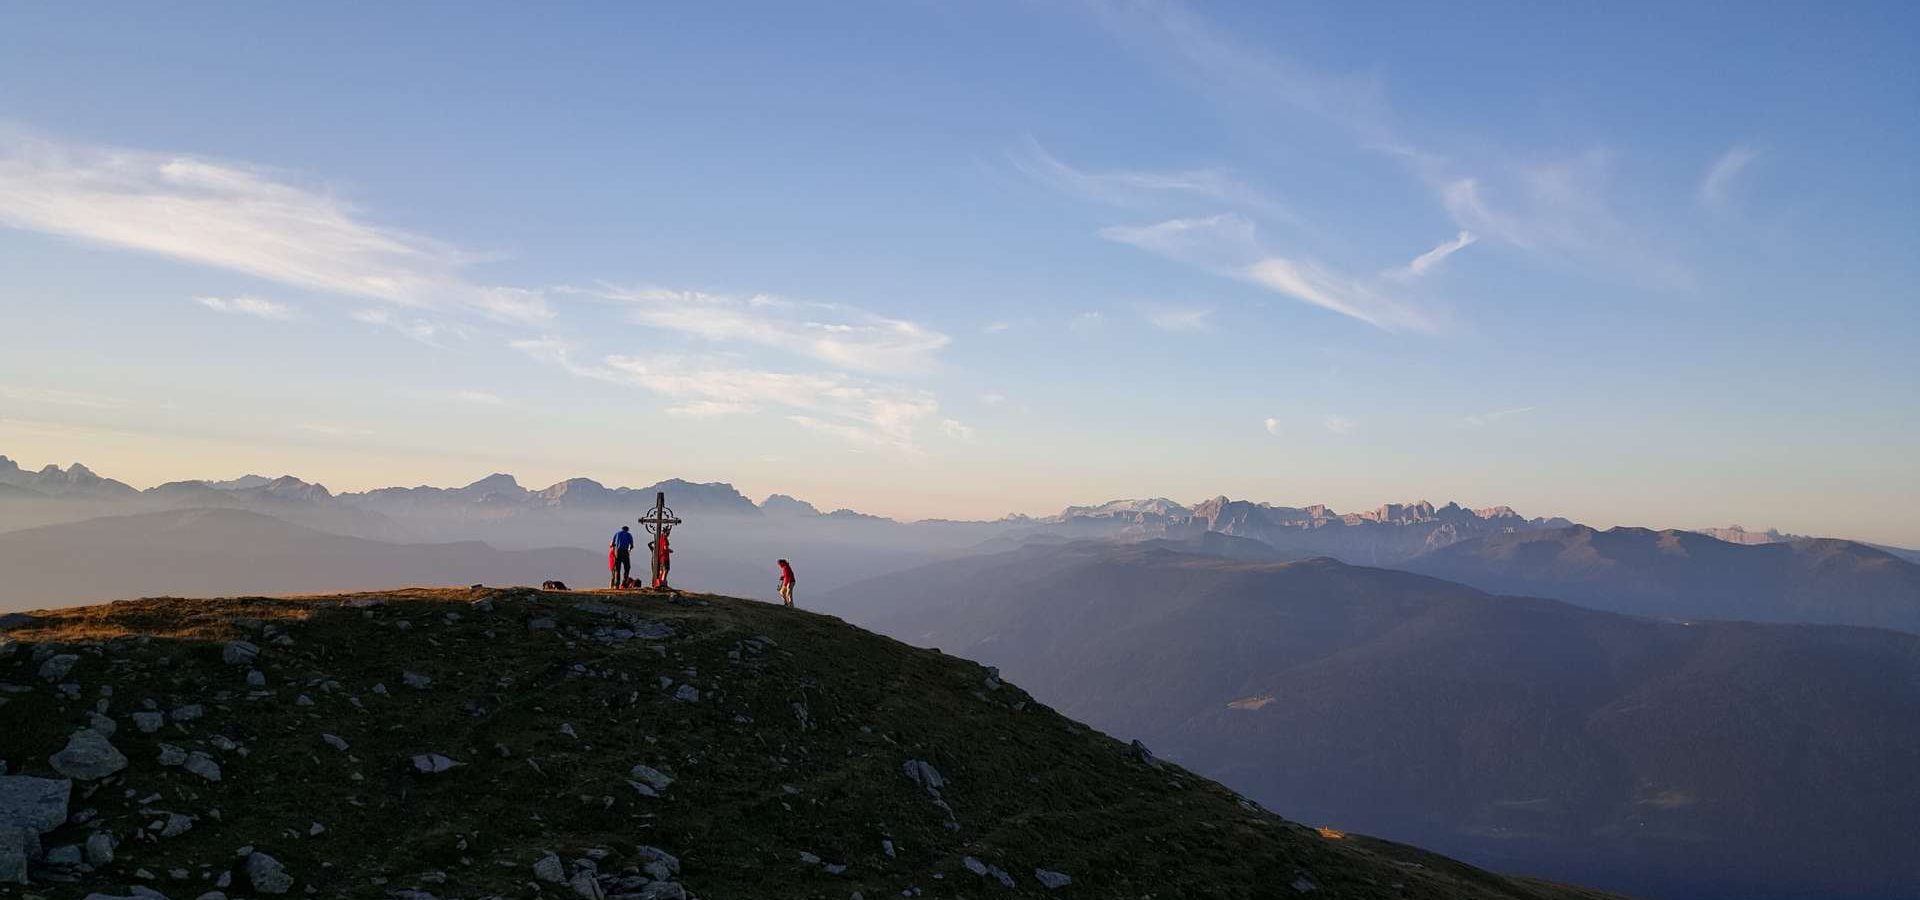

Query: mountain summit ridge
left=0, top=586, right=1621, bottom=899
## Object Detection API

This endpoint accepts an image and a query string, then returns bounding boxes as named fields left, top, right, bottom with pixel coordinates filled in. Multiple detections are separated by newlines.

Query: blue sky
left=1, top=2, right=1916, bottom=543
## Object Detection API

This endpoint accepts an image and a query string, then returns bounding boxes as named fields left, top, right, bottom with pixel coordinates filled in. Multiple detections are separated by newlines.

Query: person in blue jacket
left=610, top=525, right=634, bottom=588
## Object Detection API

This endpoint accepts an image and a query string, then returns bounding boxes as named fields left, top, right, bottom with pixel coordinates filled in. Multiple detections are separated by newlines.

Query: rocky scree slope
left=0, top=588, right=1621, bottom=900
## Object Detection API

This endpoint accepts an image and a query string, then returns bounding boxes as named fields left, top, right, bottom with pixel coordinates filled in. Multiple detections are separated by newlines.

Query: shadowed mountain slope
left=1404, top=524, right=1920, bottom=633
left=0, top=588, right=1620, bottom=899
left=822, top=542, right=1920, bottom=900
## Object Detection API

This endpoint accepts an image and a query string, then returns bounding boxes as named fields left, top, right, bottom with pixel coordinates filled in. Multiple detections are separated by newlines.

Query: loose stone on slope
left=246, top=850, right=293, bottom=894
left=411, top=753, right=462, bottom=774
left=49, top=728, right=127, bottom=780
left=222, top=640, right=260, bottom=666
left=37, top=653, right=78, bottom=681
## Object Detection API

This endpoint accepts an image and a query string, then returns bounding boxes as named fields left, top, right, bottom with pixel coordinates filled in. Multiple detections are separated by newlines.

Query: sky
left=1, top=3, right=1917, bottom=544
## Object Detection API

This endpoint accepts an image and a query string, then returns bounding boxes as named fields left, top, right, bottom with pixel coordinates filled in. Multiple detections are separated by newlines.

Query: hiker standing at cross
left=639, top=491, right=682, bottom=590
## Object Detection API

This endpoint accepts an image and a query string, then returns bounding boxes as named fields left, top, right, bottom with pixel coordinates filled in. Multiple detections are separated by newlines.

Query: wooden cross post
left=637, top=491, right=682, bottom=590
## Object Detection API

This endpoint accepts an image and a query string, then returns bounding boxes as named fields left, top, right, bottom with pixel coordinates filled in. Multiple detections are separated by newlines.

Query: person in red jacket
left=776, top=558, right=796, bottom=608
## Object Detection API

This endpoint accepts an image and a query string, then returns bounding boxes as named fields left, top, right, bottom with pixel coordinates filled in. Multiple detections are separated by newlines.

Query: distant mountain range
left=822, top=541, right=1920, bottom=900
left=0, top=507, right=596, bottom=607
left=1406, top=524, right=1920, bottom=634
left=8, top=452, right=1918, bottom=632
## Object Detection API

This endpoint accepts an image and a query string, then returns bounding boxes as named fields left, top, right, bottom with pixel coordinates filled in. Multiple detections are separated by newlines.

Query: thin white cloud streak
left=1323, top=414, right=1356, bottom=435
left=1011, top=137, right=1296, bottom=223
left=511, top=338, right=938, bottom=451
left=1461, top=405, right=1538, bottom=427
left=1385, top=231, right=1477, bottom=281
left=194, top=295, right=297, bottom=320
left=940, top=419, right=977, bottom=441
left=0, top=129, right=552, bottom=324
left=1699, top=145, right=1758, bottom=210
left=0, top=386, right=128, bottom=410
left=297, top=423, right=373, bottom=437
left=1069, top=311, right=1105, bottom=333
left=351, top=308, right=450, bottom=348
left=584, top=286, right=949, bottom=376
left=1103, top=214, right=1438, bottom=331
left=1142, top=304, right=1213, bottom=332
left=1096, top=5, right=1693, bottom=292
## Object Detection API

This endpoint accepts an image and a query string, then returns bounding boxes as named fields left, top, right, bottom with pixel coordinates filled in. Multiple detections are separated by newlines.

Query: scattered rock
left=569, top=868, right=607, bottom=899
left=158, top=744, right=189, bottom=767
left=132, top=711, right=164, bottom=733
left=411, top=753, right=462, bottom=774
left=1131, top=739, right=1164, bottom=770
left=38, top=653, right=79, bottom=681
left=903, top=759, right=945, bottom=792
left=533, top=852, right=565, bottom=883
left=629, top=765, right=673, bottom=793
left=633, top=846, right=680, bottom=881
left=528, top=617, right=557, bottom=631
left=0, top=774, right=71, bottom=833
left=321, top=734, right=350, bottom=752
left=88, top=711, right=118, bottom=735
left=962, top=856, right=1016, bottom=888
left=246, top=670, right=267, bottom=687
left=222, top=640, right=260, bottom=666
left=183, top=751, right=223, bottom=782
left=171, top=703, right=204, bottom=722
left=49, top=728, right=128, bottom=780
left=86, top=830, right=115, bottom=864
left=0, top=826, right=27, bottom=885
left=1291, top=874, right=1318, bottom=893
left=402, top=671, right=432, bottom=690
left=1034, top=868, right=1072, bottom=889
left=672, top=684, right=700, bottom=703
left=246, top=850, right=293, bottom=893
left=156, top=812, right=193, bottom=838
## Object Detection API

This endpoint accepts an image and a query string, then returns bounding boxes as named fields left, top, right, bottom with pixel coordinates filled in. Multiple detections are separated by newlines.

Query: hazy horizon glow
left=1, top=4, right=1916, bottom=544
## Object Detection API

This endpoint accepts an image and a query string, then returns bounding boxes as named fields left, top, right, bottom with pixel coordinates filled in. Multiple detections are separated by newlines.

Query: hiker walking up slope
left=777, top=558, right=796, bottom=608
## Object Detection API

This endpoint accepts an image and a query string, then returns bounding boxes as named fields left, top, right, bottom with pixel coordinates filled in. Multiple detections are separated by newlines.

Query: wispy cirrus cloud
left=1461, top=405, right=1538, bottom=427
left=1011, top=136, right=1295, bottom=223
left=351, top=308, right=451, bottom=347
left=194, top=295, right=297, bottom=321
left=0, top=386, right=128, bottom=410
left=511, top=338, right=939, bottom=450
left=1142, top=304, right=1213, bottom=332
left=296, top=422, right=373, bottom=437
left=1699, top=145, right=1759, bottom=211
left=1103, top=213, right=1439, bottom=331
left=0, top=129, right=552, bottom=324
left=580, top=286, right=949, bottom=376
left=1323, top=414, right=1357, bottom=435
left=1091, top=4, right=1694, bottom=293
left=1385, top=231, right=1477, bottom=282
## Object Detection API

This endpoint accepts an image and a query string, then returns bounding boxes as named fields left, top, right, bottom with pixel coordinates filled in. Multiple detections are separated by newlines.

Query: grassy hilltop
left=0, top=587, right=1620, bottom=900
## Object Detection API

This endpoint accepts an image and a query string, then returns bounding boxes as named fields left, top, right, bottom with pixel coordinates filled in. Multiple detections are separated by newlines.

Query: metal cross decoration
left=637, top=491, right=682, bottom=589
